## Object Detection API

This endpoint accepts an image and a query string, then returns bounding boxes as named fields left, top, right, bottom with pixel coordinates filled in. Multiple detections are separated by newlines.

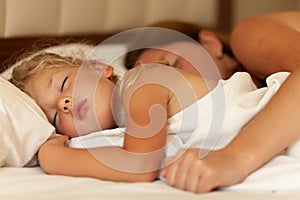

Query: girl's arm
left=230, top=11, right=300, bottom=82
left=39, top=83, right=169, bottom=182
left=162, top=67, right=300, bottom=193
left=38, top=136, right=164, bottom=182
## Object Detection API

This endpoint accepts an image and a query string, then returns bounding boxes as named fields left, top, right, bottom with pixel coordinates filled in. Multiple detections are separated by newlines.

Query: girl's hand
left=161, top=149, right=247, bottom=193
left=38, top=134, right=69, bottom=172
left=45, top=134, right=69, bottom=147
left=39, top=134, right=69, bottom=161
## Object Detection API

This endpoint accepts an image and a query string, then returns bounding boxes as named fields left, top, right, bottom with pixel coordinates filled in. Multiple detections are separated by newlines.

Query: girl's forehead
left=41, top=65, right=78, bottom=74
left=24, top=76, right=43, bottom=101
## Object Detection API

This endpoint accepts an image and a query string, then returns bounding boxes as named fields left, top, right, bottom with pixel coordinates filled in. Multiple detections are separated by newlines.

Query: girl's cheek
left=59, top=117, right=78, bottom=138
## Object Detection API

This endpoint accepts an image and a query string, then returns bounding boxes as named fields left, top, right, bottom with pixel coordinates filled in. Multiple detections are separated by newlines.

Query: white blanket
left=70, top=71, right=300, bottom=158
left=70, top=128, right=125, bottom=148
left=69, top=71, right=300, bottom=192
left=69, top=71, right=280, bottom=147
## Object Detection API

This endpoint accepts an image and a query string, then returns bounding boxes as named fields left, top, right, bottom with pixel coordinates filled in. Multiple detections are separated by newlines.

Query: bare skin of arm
left=162, top=11, right=300, bottom=193
left=230, top=11, right=300, bottom=85
left=162, top=66, right=300, bottom=193
left=38, top=65, right=210, bottom=184
left=38, top=83, right=169, bottom=182
left=38, top=136, right=163, bottom=182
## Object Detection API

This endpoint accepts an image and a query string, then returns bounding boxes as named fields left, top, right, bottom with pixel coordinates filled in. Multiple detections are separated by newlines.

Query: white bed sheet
left=1, top=155, right=300, bottom=200
left=0, top=169, right=297, bottom=200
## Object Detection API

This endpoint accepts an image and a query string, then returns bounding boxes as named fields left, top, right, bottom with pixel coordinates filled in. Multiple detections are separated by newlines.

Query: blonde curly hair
left=10, top=52, right=83, bottom=93
left=10, top=51, right=119, bottom=95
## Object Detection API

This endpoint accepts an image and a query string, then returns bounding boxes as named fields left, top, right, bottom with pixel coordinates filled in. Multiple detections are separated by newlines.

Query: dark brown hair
left=124, top=20, right=233, bottom=70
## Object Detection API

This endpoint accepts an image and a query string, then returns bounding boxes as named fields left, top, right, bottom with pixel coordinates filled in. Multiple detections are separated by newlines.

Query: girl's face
left=26, top=64, right=116, bottom=137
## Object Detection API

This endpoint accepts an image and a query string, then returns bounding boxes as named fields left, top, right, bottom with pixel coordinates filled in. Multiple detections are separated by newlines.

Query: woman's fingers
left=163, top=149, right=222, bottom=193
left=185, top=159, right=201, bottom=192
left=173, top=151, right=196, bottom=190
left=163, top=150, right=198, bottom=191
left=195, top=163, right=219, bottom=193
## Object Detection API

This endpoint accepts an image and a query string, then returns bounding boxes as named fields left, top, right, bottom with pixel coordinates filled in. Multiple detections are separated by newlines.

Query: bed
left=1, top=0, right=300, bottom=199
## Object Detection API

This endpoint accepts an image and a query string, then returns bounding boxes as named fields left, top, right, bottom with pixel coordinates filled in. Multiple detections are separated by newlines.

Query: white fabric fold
left=68, top=71, right=300, bottom=190
left=70, top=71, right=300, bottom=158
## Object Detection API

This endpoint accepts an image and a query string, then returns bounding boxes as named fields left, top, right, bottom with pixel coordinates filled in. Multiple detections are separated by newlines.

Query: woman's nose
left=57, top=96, right=72, bottom=113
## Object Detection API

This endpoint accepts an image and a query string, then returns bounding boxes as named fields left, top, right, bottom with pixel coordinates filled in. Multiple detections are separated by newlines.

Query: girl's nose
left=57, top=96, right=72, bottom=113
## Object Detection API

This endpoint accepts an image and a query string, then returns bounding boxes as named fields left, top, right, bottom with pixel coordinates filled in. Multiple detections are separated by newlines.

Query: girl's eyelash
left=61, top=76, right=68, bottom=92
left=53, top=112, right=58, bottom=128
left=54, top=76, right=67, bottom=127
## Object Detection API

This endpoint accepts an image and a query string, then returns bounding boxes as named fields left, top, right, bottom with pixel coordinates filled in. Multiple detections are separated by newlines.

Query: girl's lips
left=73, top=99, right=88, bottom=120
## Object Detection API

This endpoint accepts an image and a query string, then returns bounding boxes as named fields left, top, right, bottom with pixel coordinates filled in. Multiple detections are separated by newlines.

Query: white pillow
left=0, top=76, right=54, bottom=167
left=0, top=43, right=128, bottom=167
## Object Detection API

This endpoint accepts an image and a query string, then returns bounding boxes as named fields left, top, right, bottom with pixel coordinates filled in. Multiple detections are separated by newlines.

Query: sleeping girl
left=10, top=49, right=290, bottom=193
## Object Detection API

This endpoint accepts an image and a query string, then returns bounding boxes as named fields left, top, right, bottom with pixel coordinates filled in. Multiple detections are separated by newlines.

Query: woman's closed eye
left=171, top=59, right=179, bottom=67
left=166, top=58, right=179, bottom=67
left=161, top=55, right=179, bottom=68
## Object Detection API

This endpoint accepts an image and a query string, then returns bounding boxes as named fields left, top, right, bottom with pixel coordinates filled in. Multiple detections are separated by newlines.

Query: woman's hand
left=161, top=148, right=247, bottom=193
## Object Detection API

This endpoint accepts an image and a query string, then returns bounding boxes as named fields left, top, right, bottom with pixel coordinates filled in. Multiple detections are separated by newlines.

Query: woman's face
left=26, top=64, right=116, bottom=137
left=138, top=41, right=199, bottom=74
left=137, top=41, right=221, bottom=79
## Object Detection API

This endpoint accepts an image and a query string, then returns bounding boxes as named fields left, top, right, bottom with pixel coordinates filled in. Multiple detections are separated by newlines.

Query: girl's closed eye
left=61, top=76, right=68, bottom=92
left=53, top=112, right=58, bottom=129
left=53, top=76, right=69, bottom=128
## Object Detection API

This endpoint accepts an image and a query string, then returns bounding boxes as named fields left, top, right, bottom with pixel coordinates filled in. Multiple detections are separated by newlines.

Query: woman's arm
left=162, top=66, right=300, bottom=193
left=230, top=11, right=300, bottom=82
left=158, top=11, right=300, bottom=193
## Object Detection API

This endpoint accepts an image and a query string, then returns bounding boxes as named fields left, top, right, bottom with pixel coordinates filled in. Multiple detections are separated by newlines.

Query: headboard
left=0, top=0, right=231, bottom=72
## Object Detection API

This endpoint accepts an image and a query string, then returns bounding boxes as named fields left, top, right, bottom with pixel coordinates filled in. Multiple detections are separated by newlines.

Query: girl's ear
left=198, top=29, right=223, bottom=53
left=103, top=65, right=114, bottom=78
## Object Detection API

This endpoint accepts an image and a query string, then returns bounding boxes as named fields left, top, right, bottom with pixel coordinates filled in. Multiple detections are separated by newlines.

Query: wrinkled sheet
left=0, top=155, right=300, bottom=200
